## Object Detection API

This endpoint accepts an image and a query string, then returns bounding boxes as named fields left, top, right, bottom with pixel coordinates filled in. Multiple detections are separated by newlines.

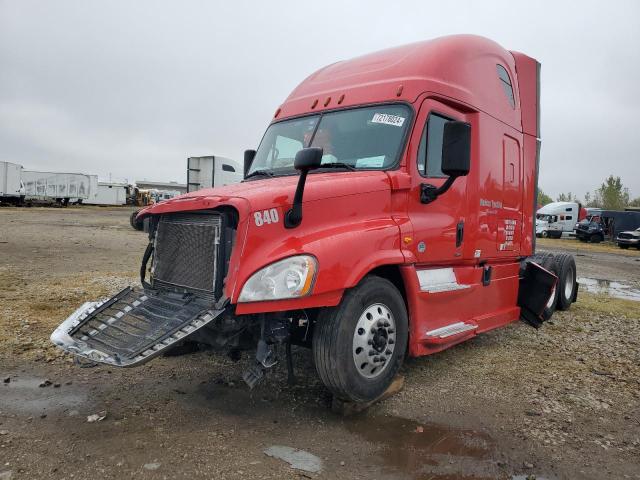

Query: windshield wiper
left=315, top=162, right=357, bottom=172
left=245, top=169, right=276, bottom=179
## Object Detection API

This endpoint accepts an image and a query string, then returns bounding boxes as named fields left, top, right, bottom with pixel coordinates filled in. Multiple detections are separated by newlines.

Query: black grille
left=152, top=213, right=222, bottom=296
left=618, top=233, right=634, bottom=240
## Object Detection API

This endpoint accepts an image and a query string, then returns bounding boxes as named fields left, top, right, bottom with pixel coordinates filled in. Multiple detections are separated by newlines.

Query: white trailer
left=187, top=156, right=243, bottom=193
left=0, top=161, right=25, bottom=204
left=21, top=170, right=97, bottom=205
left=536, top=202, right=581, bottom=238
left=84, top=181, right=130, bottom=206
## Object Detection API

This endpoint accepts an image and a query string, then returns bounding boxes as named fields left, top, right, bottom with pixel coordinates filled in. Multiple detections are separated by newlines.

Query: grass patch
left=537, top=237, right=640, bottom=256
left=573, top=292, right=640, bottom=318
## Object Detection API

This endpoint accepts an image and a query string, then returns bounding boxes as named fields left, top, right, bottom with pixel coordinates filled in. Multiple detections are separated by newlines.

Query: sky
left=1, top=0, right=639, bottom=200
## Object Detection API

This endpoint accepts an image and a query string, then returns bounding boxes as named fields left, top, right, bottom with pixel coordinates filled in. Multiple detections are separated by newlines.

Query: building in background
left=84, top=181, right=130, bottom=206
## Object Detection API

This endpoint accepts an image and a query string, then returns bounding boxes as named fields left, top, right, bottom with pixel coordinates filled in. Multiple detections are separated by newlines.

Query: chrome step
left=425, top=322, right=477, bottom=339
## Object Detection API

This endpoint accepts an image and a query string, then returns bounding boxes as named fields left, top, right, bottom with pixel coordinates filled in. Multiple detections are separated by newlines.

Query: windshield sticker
left=371, top=113, right=405, bottom=127
left=356, top=156, right=385, bottom=168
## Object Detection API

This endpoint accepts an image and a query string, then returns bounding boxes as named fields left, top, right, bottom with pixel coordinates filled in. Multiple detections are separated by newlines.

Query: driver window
left=417, top=113, right=450, bottom=178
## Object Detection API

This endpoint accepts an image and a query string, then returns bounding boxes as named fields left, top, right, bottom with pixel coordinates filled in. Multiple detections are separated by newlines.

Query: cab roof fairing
left=275, top=34, right=528, bottom=133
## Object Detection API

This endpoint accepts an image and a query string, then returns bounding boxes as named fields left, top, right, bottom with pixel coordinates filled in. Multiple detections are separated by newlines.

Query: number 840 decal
left=254, top=208, right=279, bottom=226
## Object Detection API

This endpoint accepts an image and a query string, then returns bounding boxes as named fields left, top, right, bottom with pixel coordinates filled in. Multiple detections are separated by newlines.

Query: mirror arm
left=420, top=176, right=456, bottom=204
left=284, top=170, right=309, bottom=228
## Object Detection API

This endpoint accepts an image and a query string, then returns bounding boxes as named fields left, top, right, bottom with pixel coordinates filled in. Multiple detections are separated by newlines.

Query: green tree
left=628, top=197, right=640, bottom=207
left=594, top=175, right=630, bottom=211
left=537, top=189, right=553, bottom=206
left=556, top=192, right=577, bottom=202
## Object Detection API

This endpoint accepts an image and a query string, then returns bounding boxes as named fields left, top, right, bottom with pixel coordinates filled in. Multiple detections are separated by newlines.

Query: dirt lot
left=1, top=207, right=639, bottom=480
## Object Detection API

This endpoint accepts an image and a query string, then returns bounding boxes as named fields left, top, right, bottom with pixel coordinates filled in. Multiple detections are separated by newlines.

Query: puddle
left=577, top=277, right=640, bottom=301
left=0, top=376, right=87, bottom=415
left=345, top=415, right=505, bottom=479
left=346, top=415, right=554, bottom=480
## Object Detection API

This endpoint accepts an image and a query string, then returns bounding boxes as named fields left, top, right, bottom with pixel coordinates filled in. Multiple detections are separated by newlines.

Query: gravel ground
left=0, top=207, right=639, bottom=480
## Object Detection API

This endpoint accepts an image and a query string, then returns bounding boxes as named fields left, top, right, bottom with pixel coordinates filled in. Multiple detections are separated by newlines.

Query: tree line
left=538, top=175, right=640, bottom=210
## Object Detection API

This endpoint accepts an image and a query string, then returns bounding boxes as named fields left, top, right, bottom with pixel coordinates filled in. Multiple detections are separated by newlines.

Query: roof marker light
left=338, top=94, right=345, bottom=104
left=274, top=107, right=281, bottom=118
left=324, top=97, right=331, bottom=107
left=396, top=85, right=404, bottom=97
left=311, top=99, right=318, bottom=109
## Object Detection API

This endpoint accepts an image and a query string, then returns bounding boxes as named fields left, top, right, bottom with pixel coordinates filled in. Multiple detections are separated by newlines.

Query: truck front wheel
left=590, top=233, right=603, bottom=243
left=312, top=275, right=408, bottom=403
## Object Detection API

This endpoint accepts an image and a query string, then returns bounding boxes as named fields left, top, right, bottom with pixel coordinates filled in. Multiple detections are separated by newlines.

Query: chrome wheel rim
left=352, top=303, right=396, bottom=379
left=546, top=285, right=556, bottom=309
left=564, top=268, right=575, bottom=300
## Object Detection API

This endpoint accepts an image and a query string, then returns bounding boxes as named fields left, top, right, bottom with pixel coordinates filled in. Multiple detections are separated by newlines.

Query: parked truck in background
left=52, top=35, right=578, bottom=404
left=130, top=157, right=243, bottom=230
left=187, top=156, right=243, bottom=192
left=0, top=161, right=25, bottom=205
left=535, top=201, right=585, bottom=238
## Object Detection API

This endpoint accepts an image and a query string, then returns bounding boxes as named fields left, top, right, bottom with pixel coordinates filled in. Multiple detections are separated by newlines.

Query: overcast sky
left=1, top=0, right=639, bottom=200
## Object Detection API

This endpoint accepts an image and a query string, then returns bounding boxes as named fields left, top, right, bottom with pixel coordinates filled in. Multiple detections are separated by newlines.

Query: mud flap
left=518, top=260, right=558, bottom=328
left=51, top=287, right=226, bottom=367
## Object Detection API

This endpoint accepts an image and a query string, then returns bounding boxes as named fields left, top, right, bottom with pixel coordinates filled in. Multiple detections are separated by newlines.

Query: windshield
left=248, top=104, right=411, bottom=176
left=536, top=214, right=557, bottom=222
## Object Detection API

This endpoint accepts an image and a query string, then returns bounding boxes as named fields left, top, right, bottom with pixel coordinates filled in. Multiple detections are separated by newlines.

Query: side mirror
left=244, top=149, right=256, bottom=177
left=293, top=147, right=323, bottom=172
left=441, top=121, right=471, bottom=177
left=421, top=121, right=471, bottom=204
left=285, top=147, right=323, bottom=228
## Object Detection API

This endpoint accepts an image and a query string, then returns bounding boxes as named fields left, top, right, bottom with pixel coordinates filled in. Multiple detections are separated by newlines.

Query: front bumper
left=617, top=238, right=640, bottom=245
left=51, top=287, right=227, bottom=367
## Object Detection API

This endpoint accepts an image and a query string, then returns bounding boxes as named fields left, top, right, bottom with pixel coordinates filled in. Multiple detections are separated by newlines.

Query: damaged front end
left=51, top=209, right=240, bottom=368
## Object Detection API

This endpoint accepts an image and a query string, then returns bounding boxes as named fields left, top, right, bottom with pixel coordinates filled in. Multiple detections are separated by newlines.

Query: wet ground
left=576, top=277, right=640, bottom=301
left=1, top=359, right=545, bottom=480
left=1, top=208, right=639, bottom=480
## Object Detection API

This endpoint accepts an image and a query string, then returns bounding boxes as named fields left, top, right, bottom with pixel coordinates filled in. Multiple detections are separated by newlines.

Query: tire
left=312, top=275, right=408, bottom=403
left=619, top=244, right=629, bottom=249
left=590, top=234, right=602, bottom=243
left=552, top=232, right=563, bottom=239
left=130, top=210, right=144, bottom=231
left=531, top=253, right=558, bottom=321
left=541, top=231, right=548, bottom=238
left=554, top=253, right=577, bottom=311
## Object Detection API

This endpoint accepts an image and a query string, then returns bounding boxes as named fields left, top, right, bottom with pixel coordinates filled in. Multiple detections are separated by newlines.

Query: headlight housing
left=238, top=255, right=317, bottom=302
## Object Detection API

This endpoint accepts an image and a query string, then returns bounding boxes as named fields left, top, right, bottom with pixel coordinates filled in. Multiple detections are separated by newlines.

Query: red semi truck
left=52, top=35, right=578, bottom=403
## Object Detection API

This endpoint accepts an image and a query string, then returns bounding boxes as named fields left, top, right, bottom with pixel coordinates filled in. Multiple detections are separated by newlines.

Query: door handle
left=456, top=221, right=464, bottom=247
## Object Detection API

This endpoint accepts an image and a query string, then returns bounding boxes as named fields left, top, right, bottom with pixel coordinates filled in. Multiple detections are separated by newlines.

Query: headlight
left=238, top=255, right=317, bottom=302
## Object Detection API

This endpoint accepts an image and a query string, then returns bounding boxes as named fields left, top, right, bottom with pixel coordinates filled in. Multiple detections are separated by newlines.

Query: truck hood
left=139, top=171, right=391, bottom=216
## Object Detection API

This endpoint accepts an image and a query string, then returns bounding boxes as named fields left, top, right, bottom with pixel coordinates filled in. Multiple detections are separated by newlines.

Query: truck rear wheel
left=312, top=275, right=408, bottom=403
left=531, top=253, right=558, bottom=321
left=553, top=253, right=577, bottom=310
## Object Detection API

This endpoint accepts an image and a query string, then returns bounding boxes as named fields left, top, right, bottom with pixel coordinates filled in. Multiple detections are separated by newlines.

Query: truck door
left=407, top=99, right=469, bottom=264
left=497, top=135, right=522, bottom=252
